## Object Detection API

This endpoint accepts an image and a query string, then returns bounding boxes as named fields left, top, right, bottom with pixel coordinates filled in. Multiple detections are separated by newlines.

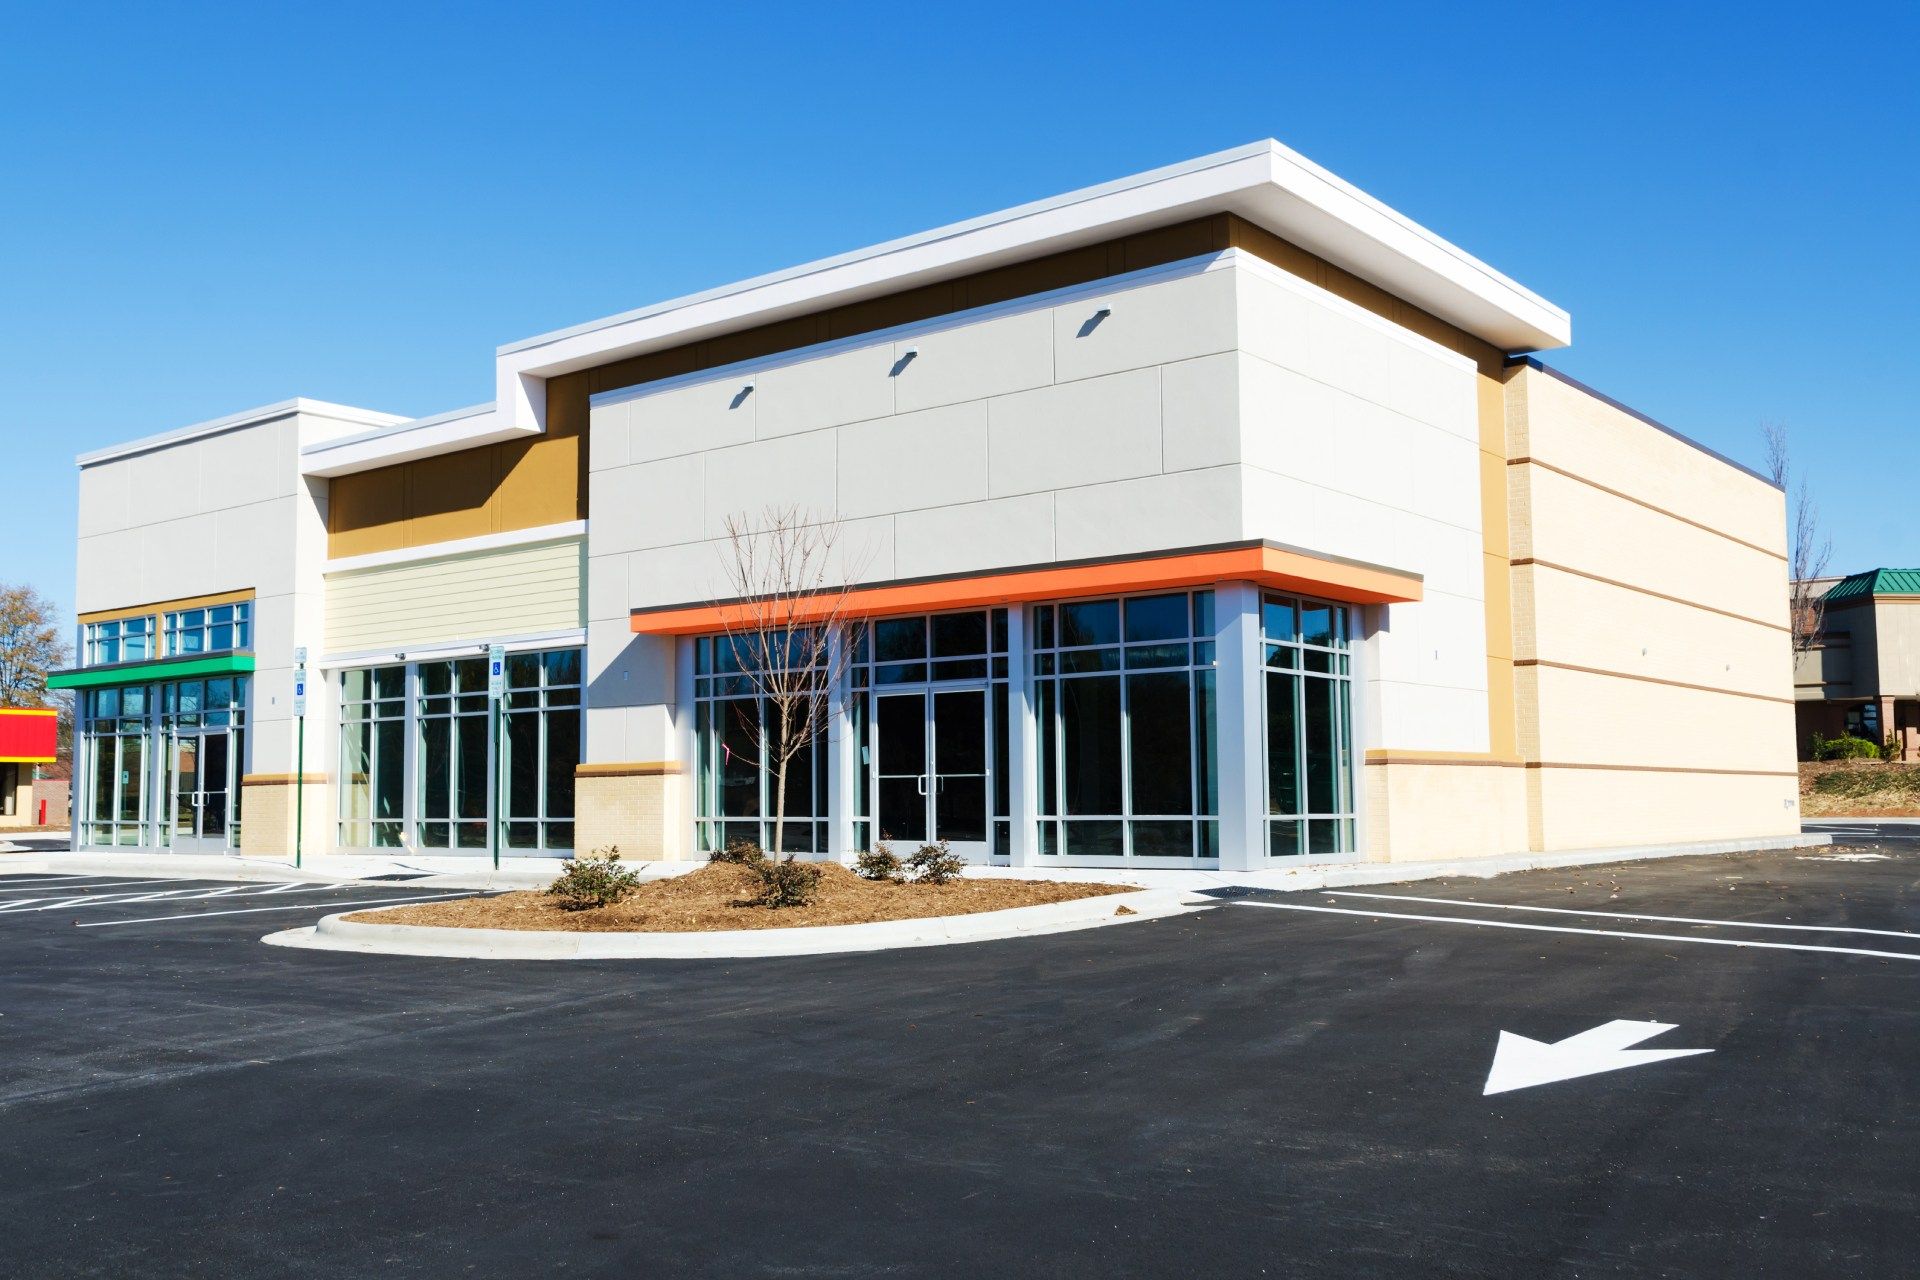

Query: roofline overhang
left=490, top=140, right=1567, bottom=447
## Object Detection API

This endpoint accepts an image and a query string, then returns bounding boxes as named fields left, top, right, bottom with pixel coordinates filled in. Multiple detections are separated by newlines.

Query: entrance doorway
left=873, top=686, right=989, bottom=859
left=169, top=730, right=233, bottom=853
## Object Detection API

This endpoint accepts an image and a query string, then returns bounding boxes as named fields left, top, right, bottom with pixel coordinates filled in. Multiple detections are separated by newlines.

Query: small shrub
left=1886, top=736, right=1904, bottom=762
left=710, top=838, right=768, bottom=866
left=853, top=842, right=904, bottom=883
left=751, top=855, right=823, bottom=908
left=1811, top=733, right=1881, bottom=761
left=905, top=840, right=966, bottom=885
left=547, top=847, right=641, bottom=911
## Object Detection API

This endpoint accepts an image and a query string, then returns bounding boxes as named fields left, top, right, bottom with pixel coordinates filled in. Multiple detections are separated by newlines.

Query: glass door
left=872, top=687, right=990, bottom=860
left=169, top=729, right=233, bottom=852
left=874, top=692, right=929, bottom=845
left=931, top=688, right=988, bottom=856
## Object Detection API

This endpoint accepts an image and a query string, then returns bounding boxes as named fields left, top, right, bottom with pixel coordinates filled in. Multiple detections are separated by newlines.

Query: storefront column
left=1215, top=582, right=1266, bottom=872
left=826, top=628, right=857, bottom=860
left=1006, top=605, right=1040, bottom=868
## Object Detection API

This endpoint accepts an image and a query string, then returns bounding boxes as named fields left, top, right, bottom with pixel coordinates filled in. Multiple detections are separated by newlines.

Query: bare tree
left=0, top=582, right=69, bottom=709
left=717, top=507, right=867, bottom=856
left=1763, top=423, right=1832, bottom=655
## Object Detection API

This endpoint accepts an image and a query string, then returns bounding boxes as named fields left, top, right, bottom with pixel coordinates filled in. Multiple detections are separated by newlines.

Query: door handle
left=916, top=775, right=928, bottom=796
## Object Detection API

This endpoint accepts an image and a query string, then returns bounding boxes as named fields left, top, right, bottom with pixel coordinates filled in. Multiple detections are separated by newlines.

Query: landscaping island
left=346, top=859, right=1133, bottom=933
left=1800, top=760, right=1920, bottom=817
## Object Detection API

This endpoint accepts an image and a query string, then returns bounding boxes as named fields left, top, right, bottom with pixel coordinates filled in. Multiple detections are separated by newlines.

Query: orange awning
left=630, top=542, right=1421, bottom=636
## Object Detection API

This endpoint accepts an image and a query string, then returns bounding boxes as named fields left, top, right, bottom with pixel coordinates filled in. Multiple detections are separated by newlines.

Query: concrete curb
left=261, top=888, right=1211, bottom=960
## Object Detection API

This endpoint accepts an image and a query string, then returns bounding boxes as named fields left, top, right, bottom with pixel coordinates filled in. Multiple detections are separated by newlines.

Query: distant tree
left=0, top=582, right=68, bottom=709
left=1764, top=423, right=1831, bottom=655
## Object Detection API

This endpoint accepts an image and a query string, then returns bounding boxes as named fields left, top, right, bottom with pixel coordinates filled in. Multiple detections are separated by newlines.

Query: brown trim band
left=1512, top=559, right=1789, bottom=633
left=241, top=773, right=331, bottom=786
left=576, top=762, right=684, bottom=778
left=1525, top=762, right=1795, bottom=778
left=80, top=588, right=257, bottom=626
left=1513, top=659, right=1793, bottom=705
left=1363, top=751, right=1523, bottom=768
left=1510, top=457, right=1786, bottom=562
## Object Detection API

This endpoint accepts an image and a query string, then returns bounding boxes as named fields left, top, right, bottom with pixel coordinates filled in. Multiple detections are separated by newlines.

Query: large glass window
left=693, top=632, right=832, bottom=854
left=338, top=665, right=406, bottom=848
left=1263, top=593, right=1355, bottom=857
left=80, top=685, right=151, bottom=846
left=503, top=649, right=581, bottom=854
left=416, top=658, right=490, bottom=851
left=84, top=616, right=154, bottom=665
left=1032, top=591, right=1218, bottom=861
left=165, top=601, right=251, bottom=656
left=338, top=648, right=581, bottom=855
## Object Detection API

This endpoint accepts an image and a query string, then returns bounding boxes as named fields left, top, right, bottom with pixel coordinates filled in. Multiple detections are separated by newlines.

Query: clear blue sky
left=3, top=2, right=1915, bottom=630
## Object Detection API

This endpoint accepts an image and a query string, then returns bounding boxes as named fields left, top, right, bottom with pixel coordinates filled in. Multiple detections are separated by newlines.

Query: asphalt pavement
left=1, top=843, right=1916, bottom=1278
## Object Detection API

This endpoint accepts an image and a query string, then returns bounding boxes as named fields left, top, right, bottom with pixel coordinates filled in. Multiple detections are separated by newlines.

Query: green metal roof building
left=1796, top=569, right=1920, bottom=757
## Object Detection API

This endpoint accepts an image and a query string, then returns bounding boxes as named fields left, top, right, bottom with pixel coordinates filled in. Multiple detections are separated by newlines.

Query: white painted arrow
left=1483, top=1020, right=1711, bottom=1096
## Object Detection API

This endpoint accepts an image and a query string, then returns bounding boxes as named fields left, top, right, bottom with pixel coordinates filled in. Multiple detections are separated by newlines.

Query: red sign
left=0, top=709, right=57, bottom=763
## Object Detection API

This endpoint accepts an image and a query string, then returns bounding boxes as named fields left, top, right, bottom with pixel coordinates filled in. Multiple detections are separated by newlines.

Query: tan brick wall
left=238, top=776, right=330, bottom=859
left=574, top=766, right=687, bottom=860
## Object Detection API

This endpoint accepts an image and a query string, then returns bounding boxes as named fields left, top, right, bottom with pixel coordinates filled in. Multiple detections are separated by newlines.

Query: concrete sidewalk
left=0, top=832, right=1830, bottom=894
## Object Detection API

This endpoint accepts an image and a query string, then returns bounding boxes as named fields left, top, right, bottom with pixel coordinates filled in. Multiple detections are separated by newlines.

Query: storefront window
left=1032, top=591, right=1218, bottom=860
left=338, top=665, right=406, bottom=848
left=338, top=648, right=580, bottom=855
left=1263, top=593, right=1354, bottom=856
left=503, top=649, right=581, bottom=854
left=693, top=631, right=831, bottom=854
left=165, top=601, right=251, bottom=656
left=84, top=616, right=154, bottom=665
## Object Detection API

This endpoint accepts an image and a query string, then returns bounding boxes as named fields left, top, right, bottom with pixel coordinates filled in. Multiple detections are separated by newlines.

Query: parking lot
left=2, top=845, right=1917, bottom=1278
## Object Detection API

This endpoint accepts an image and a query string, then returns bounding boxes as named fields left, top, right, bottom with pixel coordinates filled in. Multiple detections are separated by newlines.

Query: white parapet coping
left=261, top=887, right=1212, bottom=960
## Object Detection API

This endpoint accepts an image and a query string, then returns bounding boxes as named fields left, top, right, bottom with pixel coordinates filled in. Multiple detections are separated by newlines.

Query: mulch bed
left=346, top=861, right=1134, bottom=933
left=1799, top=760, right=1920, bottom=816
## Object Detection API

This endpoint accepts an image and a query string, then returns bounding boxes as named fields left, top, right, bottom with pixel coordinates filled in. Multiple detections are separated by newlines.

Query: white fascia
left=78, top=398, right=408, bottom=468
left=494, top=139, right=1570, bottom=437
left=298, top=401, right=535, bottom=478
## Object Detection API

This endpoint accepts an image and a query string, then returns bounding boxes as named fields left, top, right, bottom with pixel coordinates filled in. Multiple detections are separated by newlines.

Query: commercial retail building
left=52, top=140, right=1801, bottom=868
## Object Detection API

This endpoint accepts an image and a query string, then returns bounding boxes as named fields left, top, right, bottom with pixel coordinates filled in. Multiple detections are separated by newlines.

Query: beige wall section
left=1365, top=760, right=1527, bottom=862
left=323, top=536, right=585, bottom=654
left=1504, top=364, right=1799, bottom=850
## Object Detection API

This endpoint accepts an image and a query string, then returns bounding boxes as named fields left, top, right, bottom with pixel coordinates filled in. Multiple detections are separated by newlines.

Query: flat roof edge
left=1511, top=358, right=1778, bottom=490
left=77, top=398, right=408, bottom=468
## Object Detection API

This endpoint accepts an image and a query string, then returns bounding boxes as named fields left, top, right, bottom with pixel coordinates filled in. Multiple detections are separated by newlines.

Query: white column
left=1007, top=605, right=1040, bottom=868
left=1215, top=582, right=1266, bottom=872
left=826, top=627, right=857, bottom=861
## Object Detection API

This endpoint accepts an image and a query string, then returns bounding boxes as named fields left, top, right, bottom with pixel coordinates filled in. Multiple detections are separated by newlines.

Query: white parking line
left=0, top=877, right=211, bottom=900
left=1327, top=891, right=1920, bottom=941
left=0, top=874, right=98, bottom=885
left=76, top=892, right=476, bottom=927
left=1232, top=899, right=1920, bottom=962
left=0, top=882, right=369, bottom=913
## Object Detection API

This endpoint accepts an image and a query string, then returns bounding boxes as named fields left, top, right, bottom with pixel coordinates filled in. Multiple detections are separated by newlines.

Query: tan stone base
left=574, top=763, right=688, bottom=860
left=238, top=774, right=331, bottom=859
left=1365, top=756, right=1529, bottom=862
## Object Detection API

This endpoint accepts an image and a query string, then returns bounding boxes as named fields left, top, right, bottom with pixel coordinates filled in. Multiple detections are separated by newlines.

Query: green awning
left=46, top=652, right=257, bottom=691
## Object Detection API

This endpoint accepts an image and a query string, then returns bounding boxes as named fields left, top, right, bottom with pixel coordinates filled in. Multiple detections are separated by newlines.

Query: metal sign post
left=488, top=645, right=505, bottom=871
left=292, top=647, right=308, bottom=869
